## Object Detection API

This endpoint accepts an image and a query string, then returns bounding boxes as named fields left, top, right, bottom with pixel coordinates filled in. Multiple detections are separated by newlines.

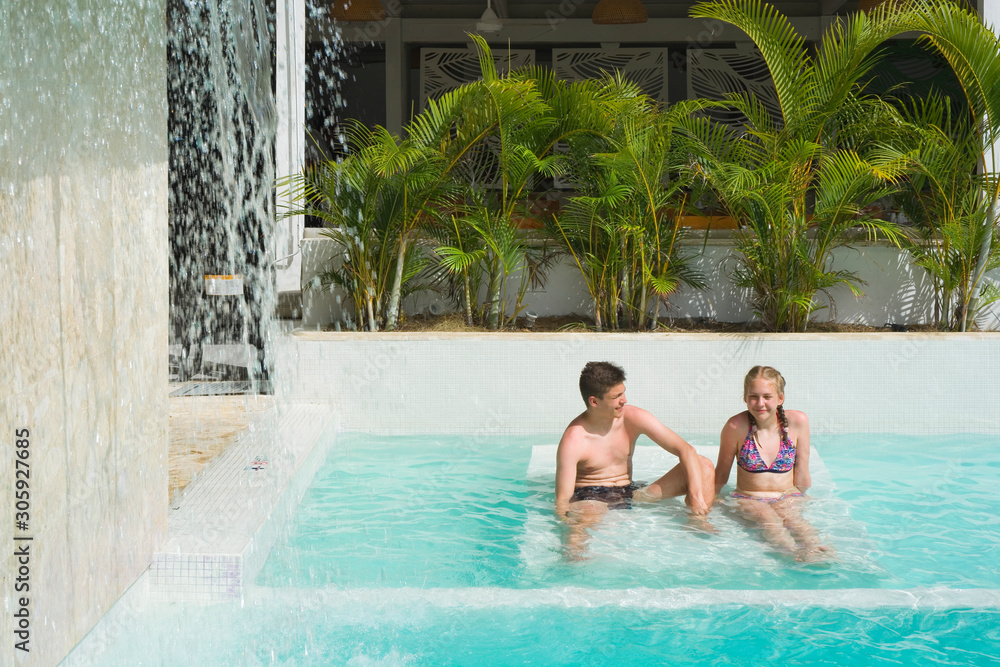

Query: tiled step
left=150, top=403, right=335, bottom=601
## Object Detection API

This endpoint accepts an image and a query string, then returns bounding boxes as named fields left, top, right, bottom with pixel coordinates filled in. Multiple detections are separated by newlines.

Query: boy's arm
left=627, top=406, right=709, bottom=514
left=554, top=434, right=580, bottom=519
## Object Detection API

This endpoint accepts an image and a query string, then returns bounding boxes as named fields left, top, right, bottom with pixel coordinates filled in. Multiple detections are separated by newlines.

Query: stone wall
left=0, top=2, right=169, bottom=664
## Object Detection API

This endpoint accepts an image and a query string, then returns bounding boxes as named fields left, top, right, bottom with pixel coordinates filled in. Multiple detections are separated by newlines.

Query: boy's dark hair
left=579, top=361, right=626, bottom=405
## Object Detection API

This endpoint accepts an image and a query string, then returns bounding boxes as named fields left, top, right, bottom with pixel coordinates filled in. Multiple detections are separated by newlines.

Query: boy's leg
left=634, top=455, right=715, bottom=509
left=562, top=500, right=608, bottom=560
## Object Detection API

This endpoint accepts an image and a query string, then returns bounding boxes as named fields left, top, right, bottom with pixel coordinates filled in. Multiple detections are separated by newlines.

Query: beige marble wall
left=0, top=1, right=168, bottom=665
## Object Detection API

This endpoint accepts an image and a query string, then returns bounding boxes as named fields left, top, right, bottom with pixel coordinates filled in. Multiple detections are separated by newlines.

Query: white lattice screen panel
left=420, top=48, right=535, bottom=109
left=687, top=47, right=782, bottom=129
left=553, top=48, right=669, bottom=102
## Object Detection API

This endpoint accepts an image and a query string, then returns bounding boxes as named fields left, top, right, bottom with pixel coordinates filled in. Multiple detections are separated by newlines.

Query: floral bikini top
left=736, top=411, right=796, bottom=473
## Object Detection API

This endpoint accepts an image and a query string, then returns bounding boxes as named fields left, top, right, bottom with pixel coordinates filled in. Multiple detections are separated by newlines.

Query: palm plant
left=904, top=0, right=1000, bottom=329
left=445, top=36, right=564, bottom=329
left=392, top=81, right=506, bottom=329
left=423, top=36, right=606, bottom=330
left=603, top=93, right=708, bottom=329
left=891, top=95, right=1000, bottom=328
left=554, top=82, right=707, bottom=330
left=424, top=213, right=487, bottom=326
left=278, top=121, right=449, bottom=331
left=685, top=0, right=913, bottom=330
left=552, top=177, right=628, bottom=331
left=278, top=147, right=389, bottom=330
left=281, top=74, right=501, bottom=330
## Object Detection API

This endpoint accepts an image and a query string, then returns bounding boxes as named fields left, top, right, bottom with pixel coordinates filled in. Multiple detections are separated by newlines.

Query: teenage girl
left=715, top=366, right=834, bottom=562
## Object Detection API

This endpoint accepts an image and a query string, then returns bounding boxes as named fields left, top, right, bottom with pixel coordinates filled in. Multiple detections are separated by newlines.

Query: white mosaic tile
left=149, top=403, right=335, bottom=602
left=279, top=333, right=1000, bottom=436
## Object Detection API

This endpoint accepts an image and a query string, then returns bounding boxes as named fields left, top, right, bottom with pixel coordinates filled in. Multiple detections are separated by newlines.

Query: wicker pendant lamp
left=330, top=0, right=386, bottom=21
left=592, top=0, right=648, bottom=24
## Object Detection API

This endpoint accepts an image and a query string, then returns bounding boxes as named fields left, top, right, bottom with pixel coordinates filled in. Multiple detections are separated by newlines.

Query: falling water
left=166, top=0, right=352, bottom=385
left=167, top=0, right=276, bottom=386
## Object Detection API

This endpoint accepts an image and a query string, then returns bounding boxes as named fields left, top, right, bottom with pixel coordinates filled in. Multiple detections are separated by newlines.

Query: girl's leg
left=736, top=498, right=798, bottom=555
left=772, top=497, right=835, bottom=562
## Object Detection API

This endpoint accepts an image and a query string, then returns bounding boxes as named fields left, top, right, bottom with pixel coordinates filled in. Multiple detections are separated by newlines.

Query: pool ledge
left=148, top=402, right=336, bottom=602
left=250, top=585, right=1000, bottom=610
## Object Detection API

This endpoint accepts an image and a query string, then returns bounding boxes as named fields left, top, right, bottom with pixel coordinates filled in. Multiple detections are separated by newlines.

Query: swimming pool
left=66, top=431, right=1000, bottom=665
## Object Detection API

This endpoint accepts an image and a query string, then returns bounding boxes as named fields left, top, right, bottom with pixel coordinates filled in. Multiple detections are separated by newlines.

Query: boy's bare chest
left=577, top=431, right=632, bottom=474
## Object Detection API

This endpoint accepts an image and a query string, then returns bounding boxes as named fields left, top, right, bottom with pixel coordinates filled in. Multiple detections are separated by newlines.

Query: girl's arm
left=715, top=416, right=742, bottom=495
left=790, top=410, right=812, bottom=492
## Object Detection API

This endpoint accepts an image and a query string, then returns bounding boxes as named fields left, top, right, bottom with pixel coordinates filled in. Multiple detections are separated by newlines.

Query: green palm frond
left=690, top=0, right=814, bottom=128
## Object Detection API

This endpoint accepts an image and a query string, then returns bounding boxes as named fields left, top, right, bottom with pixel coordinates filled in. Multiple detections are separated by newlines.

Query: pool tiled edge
left=246, top=585, right=1000, bottom=610
left=278, top=333, right=1000, bottom=436
left=149, top=403, right=335, bottom=602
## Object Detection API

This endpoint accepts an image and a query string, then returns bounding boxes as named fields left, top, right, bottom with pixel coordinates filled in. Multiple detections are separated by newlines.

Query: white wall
left=0, top=3, right=169, bottom=665
left=277, top=333, right=1000, bottom=436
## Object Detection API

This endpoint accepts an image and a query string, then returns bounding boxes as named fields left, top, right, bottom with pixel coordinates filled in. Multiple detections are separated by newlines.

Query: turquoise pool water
left=68, top=602, right=1000, bottom=665
left=69, top=433, right=1000, bottom=665
left=259, top=433, right=1000, bottom=591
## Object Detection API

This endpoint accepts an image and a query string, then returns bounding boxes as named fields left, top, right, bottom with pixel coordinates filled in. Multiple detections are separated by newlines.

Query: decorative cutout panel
left=867, top=42, right=965, bottom=111
left=687, top=46, right=782, bottom=129
left=420, top=48, right=535, bottom=110
left=553, top=48, right=669, bottom=102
